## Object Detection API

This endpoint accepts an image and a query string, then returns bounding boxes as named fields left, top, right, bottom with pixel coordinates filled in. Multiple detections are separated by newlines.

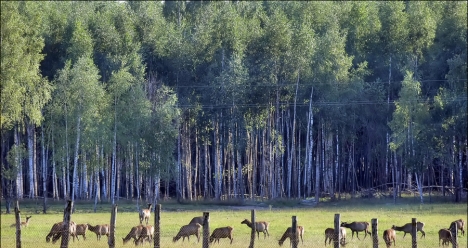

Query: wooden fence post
left=108, top=204, right=117, bottom=248
left=154, top=204, right=161, bottom=248
left=14, top=200, right=21, bottom=248
left=450, top=221, right=458, bottom=248
left=292, top=216, right=298, bottom=248
left=372, top=218, right=378, bottom=248
left=202, top=212, right=210, bottom=248
left=411, top=218, right=417, bottom=248
left=60, top=200, right=72, bottom=248
left=249, top=209, right=256, bottom=248
left=334, top=213, right=340, bottom=248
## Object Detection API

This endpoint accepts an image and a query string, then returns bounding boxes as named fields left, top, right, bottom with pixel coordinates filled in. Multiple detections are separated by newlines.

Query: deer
left=383, top=229, right=396, bottom=248
left=209, top=226, right=234, bottom=244
left=438, top=229, right=453, bottom=247
left=122, top=225, right=144, bottom=245
left=189, top=216, right=204, bottom=225
left=324, top=227, right=347, bottom=246
left=139, top=203, right=152, bottom=225
left=278, top=226, right=304, bottom=246
left=48, top=221, right=78, bottom=244
left=450, top=219, right=465, bottom=236
left=134, top=225, right=154, bottom=245
left=391, top=221, right=425, bottom=239
left=340, top=221, right=371, bottom=240
left=241, top=219, right=270, bottom=239
left=87, top=223, right=110, bottom=241
left=10, top=216, right=32, bottom=228
left=75, top=223, right=89, bottom=240
left=173, top=223, right=202, bottom=243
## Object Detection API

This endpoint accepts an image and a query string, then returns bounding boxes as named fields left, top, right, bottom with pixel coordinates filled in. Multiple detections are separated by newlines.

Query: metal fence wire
left=6, top=202, right=463, bottom=248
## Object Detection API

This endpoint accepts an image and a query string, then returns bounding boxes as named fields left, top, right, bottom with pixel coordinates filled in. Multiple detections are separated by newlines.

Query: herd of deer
left=10, top=206, right=465, bottom=247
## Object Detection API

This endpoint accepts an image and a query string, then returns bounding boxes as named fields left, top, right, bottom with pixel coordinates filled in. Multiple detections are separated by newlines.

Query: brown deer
left=10, top=216, right=32, bottom=228
left=209, top=226, right=234, bottom=244
left=324, top=227, right=347, bottom=246
left=241, top=219, right=270, bottom=239
left=87, top=223, right=110, bottom=241
left=278, top=226, right=304, bottom=246
left=189, top=216, right=204, bottom=225
left=139, top=203, right=152, bottom=225
left=438, top=229, right=453, bottom=247
left=391, top=222, right=425, bottom=239
left=75, top=223, right=89, bottom=240
left=134, top=225, right=154, bottom=245
left=341, top=221, right=371, bottom=240
left=383, top=229, right=396, bottom=248
left=450, top=219, right=465, bottom=236
left=49, top=221, right=78, bottom=244
left=173, top=223, right=202, bottom=243
left=122, top=225, right=144, bottom=245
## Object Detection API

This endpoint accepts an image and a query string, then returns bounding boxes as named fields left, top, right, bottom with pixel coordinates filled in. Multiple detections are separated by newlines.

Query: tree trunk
left=72, top=115, right=81, bottom=211
left=41, top=126, right=47, bottom=213
left=306, top=88, right=314, bottom=197
left=27, top=121, right=35, bottom=198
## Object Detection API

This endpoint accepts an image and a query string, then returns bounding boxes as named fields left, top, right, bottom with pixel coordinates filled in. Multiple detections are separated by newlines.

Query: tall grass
left=1, top=199, right=466, bottom=248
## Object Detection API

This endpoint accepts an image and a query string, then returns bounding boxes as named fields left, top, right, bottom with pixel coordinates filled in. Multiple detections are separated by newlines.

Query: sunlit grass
left=1, top=198, right=466, bottom=248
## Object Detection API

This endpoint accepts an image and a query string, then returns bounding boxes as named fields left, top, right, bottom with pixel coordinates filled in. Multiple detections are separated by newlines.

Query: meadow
left=1, top=197, right=466, bottom=248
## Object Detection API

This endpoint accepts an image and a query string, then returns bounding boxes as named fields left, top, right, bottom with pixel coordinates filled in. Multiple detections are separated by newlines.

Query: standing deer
left=10, top=216, right=32, bottom=228
left=87, top=224, right=110, bottom=241
left=391, top=222, right=425, bottom=239
left=450, top=219, right=465, bottom=236
left=241, top=219, right=270, bottom=239
left=139, top=203, right=152, bottom=225
left=438, top=229, right=453, bottom=247
left=341, top=221, right=371, bottom=240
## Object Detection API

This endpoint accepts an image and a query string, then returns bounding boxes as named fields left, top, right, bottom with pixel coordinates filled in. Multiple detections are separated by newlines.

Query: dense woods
left=1, top=1, right=466, bottom=211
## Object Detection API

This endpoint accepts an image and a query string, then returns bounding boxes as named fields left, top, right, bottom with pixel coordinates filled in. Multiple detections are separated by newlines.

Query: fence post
left=411, top=218, right=417, bottom=248
left=372, top=218, right=378, bottom=248
left=60, top=200, right=72, bottom=248
left=249, top=209, right=256, bottom=248
left=450, top=221, right=458, bottom=248
left=334, top=213, right=340, bottom=248
left=108, top=204, right=117, bottom=248
left=292, top=216, right=298, bottom=248
left=14, top=200, right=21, bottom=248
left=154, top=204, right=161, bottom=248
left=202, top=212, right=210, bottom=248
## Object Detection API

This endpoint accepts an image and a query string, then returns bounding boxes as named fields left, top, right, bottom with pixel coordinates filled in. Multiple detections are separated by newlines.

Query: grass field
left=1, top=197, right=466, bottom=248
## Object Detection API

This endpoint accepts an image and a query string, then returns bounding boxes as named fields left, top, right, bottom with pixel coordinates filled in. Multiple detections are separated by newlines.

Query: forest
left=1, top=1, right=467, bottom=210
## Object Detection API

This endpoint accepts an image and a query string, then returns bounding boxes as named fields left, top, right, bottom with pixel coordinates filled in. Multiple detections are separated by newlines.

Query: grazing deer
left=123, top=225, right=144, bottom=245
left=209, top=226, right=234, bottom=244
left=139, top=203, right=152, bottom=225
left=134, top=225, right=154, bottom=245
left=383, top=229, right=396, bottom=248
left=450, top=219, right=465, bottom=236
left=48, top=221, right=78, bottom=244
left=341, top=221, right=371, bottom=240
left=324, top=227, right=346, bottom=246
left=278, top=226, right=304, bottom=246
left=391, top=222, right=425, bottom=239
left=241, top=219, right=270, bottom=239
left=173, top=223, right=202, bottom=243
left=438, top=229, right=453, bottom=247
left=75, top=223, right=88, bottom=241
left=189, top=216, right=204, bottom=225
left=10, top=216, right=32, bottom=228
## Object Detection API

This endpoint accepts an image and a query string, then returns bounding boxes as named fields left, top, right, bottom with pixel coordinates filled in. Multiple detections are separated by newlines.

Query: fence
left=8, top=200, right=462, bottom=248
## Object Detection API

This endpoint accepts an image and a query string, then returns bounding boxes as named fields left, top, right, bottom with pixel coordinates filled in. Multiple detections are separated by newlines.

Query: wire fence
left=6, top=201, right=464, bottom=248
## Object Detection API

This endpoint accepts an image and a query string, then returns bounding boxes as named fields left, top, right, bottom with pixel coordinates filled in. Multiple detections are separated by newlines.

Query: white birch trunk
left=286, top=110, right=292, bottom=198
left=15, top=126, right=24, bottom=198
left=72, top=115, right=81, bottom=204
left=82, top=153, right=88, bottom=199
left=27, top=122, right=35, bottom=198
left=306, top=88, right=314, bottom=197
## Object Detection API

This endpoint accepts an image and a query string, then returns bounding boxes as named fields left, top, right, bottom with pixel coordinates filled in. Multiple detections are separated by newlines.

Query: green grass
left=1, top=197, right=466, bottom=248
